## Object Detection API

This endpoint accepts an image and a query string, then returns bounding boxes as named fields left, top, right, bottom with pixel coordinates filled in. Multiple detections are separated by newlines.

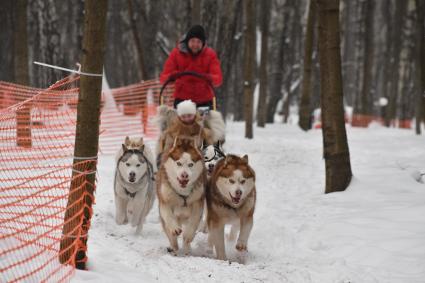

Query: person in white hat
left=176, top=99, right=197, bottom=125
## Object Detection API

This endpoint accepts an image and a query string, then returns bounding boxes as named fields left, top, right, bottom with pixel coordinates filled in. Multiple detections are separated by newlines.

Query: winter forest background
left=1, top=1, right=425, bottom=282
left=1, top=0, right=424, bottom=130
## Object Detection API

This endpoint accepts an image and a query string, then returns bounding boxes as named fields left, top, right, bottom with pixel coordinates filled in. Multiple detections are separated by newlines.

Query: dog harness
left=204, top=145, right=225, bottom=163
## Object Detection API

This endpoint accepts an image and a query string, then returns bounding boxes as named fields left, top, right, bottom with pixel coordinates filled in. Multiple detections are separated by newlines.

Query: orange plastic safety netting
left=0, top=76, right=174, bottom=282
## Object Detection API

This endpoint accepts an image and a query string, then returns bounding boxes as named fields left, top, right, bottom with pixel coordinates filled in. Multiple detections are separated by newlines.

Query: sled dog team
left=114, top=100, right=256, bottom=260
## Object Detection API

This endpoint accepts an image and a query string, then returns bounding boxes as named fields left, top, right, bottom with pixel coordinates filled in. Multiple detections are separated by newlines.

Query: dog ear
left=138, top=137, right=144, bottom=145
left=122, top=143, right=128, bottom=152
left=140, top=144, right=145, bottom=152
left=125, top=136, right=130, bottom=146
left=242, top=154, right=249, bottom=163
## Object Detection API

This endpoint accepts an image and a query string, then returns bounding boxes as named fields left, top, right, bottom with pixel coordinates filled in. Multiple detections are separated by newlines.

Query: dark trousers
left=173, top=98, right=213, bottom=110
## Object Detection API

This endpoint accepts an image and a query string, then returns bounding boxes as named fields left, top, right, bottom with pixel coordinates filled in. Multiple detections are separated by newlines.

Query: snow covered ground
left=73, top=122, right=425, bottom=283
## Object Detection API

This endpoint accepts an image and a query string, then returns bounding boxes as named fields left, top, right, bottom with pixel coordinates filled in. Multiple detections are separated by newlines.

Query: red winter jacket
left=160, top=44, right=223, bottom=104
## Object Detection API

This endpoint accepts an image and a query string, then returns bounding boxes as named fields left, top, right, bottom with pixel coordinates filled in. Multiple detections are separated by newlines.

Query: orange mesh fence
left=0, top=76, right=174, bottom=282
left=351, top=114, right=412, bottom=129
left=100, top=79, right=174, bottom=154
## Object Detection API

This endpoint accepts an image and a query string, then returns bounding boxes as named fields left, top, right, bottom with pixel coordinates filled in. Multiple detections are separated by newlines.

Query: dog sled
left=156, top=71, right=226, bottom=166
left=158, top=70, right=218, bottom=112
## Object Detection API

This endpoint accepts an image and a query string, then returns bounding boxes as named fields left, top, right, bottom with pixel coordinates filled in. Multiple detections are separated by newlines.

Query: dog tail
left=205, top=110, right=226, bottom=143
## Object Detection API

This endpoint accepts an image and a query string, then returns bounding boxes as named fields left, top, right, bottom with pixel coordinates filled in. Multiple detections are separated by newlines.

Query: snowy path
left=74, top=123, right=425, bottom=283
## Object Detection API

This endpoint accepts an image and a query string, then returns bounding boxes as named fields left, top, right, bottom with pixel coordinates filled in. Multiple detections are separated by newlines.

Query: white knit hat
left=177, top=100, right=197, bottom=116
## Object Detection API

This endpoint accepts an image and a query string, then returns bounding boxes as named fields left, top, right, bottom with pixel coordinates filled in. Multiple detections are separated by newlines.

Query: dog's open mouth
left=177, top=178, right=189, bottom=188
left=229, top=193, right=241, bottom=204
left=129, top=177, right=136, bottom=183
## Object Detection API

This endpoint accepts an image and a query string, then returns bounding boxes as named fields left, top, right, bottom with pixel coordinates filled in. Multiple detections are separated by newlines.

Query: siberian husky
left=156, top=138, right=206, bottom=255
left=202, top=142, right=225, bottom=179
left=197, top=142, right=226, bottom=233
left=114, top=136, right=156, bottom=234
left=207, top=154, right=256, bottom=260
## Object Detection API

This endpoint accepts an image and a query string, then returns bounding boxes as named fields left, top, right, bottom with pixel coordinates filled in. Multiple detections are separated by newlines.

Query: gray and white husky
left=114, top=136, right=157, bottom=234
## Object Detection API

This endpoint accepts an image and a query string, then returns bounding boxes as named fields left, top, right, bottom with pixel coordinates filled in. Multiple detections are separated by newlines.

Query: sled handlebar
left=159, top=71, right=216, bottom=108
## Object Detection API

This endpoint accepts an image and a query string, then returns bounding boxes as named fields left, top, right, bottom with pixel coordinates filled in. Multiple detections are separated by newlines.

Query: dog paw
left=166, top=247, right=178, bottom=256
left=235, top=242, right=247, bottom=251
left=183, top=243, right=191, bottom=255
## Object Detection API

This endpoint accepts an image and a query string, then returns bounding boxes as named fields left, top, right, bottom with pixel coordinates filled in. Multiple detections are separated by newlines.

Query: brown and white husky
left=156, top=138, right=206, bottom=255
left=207, top=154, right=256, bottom=260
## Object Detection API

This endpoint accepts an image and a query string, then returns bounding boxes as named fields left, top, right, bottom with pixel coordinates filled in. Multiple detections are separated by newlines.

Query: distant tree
left=266, top=2, right=290, bottom=124
left=282, top=1, right=302, bottom=124
left=28, top=0, right=61, bottom=87
left=191, top=0, right=201, bottom=25
left=127, top=0, right=147, bottom=80
left=341, top=0, right=358, bottom=107
left=257, top=0, right=271, bottom=127
left=243, top=0, right=255, bottom=138
left=215, top=0, right=241, bottom=118
left=415, top=0, right=425, bottom=134
left=352, top=0, right=375, bottom=126
left=14, top=0, right=31, bottom=147
left=385, top=0, right=407, bottom=126
left=299, top=0, right=316, bottom=131
left=316, top=0, right=352, bottom=193
left=0, top=0, right=15, bottom=82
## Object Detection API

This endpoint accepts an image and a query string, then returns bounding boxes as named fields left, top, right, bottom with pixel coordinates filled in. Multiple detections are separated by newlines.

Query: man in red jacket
left=160, top=25, right=223, bottom=109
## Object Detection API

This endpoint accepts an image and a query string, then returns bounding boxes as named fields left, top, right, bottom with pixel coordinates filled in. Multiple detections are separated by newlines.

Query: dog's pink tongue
left=231, top=195, right=241, bottom=204
left=178, top=178, right=189, bottom=187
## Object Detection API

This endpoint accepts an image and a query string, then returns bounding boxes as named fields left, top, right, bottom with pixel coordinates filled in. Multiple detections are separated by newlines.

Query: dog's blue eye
left=126, top=163, right=130, bottom=167
left=229, top=179, right=235, bottom=184
left=240, top=179, right=246, bottom=184
left=136, top=164, right=141, bottom=167
left=188, top=163, right=194, bottom=167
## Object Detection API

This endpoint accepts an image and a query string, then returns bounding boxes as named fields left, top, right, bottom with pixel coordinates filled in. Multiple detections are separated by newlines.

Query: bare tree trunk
left=385, top=0, right=407, bottom=127
left=232, top=0, right=245, bottom=121
left=341, top=0, right=357, bottom=107
left=299, top=0, right=316, bottom=131
left=127, top=0, right=147, bottom=80
left=380, top=1, right=392, bottom=125
left=191, top=0, right=201, bottom=25
left=215, top=0, right=240, bottom=119
left=257, top=0, right=271, bottom=127
left=415, top=0, right=425, bottom=134
left=266, top=7, right=289, bottom=123
left=14, top=0, right=31, bottom=148
left=353, top=0, right=374, bottom=126
left=201, top=0, right=218, bottom=45
left=243, top=0, right=255, bottom=138
left=282, top=1, right=301, bottom=124
left=28, top=0, right=61, bottom=87
left=0, top=0, right=15, bottom=82
left=317, top=0, right=352, bottom=194
left=60, top=0, right=108, bottom=269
